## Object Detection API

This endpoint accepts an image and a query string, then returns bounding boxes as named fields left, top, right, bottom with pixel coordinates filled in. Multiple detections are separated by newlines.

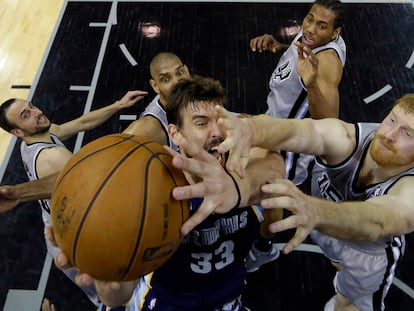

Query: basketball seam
left=120, top=151, right=187, bottom=280
left=54, top=135, right=151, bottom=190
left=72, top=142, right=145, bottom=268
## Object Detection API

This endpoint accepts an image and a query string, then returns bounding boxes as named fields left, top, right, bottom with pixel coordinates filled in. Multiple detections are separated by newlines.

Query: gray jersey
left=20, top=134, right=65, bottom=227
left=310, top=123, right=409, bottom=311
left=266, top=30, right=346, bottom=185
left=20, top=134, right=101, bottom=306
left=139, top=95, right=178, bottom=151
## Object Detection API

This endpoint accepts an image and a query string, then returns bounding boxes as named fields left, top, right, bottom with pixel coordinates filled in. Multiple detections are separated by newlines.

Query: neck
left=22, top=131, right=53, bottom=144
left=359, top=149, right=412, bottom=186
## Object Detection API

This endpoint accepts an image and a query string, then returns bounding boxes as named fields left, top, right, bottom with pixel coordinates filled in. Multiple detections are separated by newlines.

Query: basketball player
left=78, top=76, right=283, bottom=311
left=0, top=51, right=189, bottom=213
left=122, top=51, right=190, bottom=149
left=247, top=0, right=346, bottom=273
left=187, top=93, right=414, bottom=311
left=0, top=90, right=147, bottom=307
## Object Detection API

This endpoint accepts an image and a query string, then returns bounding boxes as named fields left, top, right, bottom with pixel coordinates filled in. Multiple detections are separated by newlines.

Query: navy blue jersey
left=149, top=198, right=260, bottom=310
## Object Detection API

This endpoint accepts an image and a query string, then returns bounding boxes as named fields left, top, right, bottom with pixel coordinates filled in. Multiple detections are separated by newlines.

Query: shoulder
left=122, top=117, right=168, bottom=145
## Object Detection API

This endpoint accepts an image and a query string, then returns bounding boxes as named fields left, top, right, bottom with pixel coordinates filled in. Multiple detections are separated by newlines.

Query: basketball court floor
left=1, top=1, right=414, bottom=310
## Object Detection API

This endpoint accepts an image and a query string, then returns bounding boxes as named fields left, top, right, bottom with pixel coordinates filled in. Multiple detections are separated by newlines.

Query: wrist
left=225, top=170, right=241, bottom=209
left=252, top=115, right=270, bottom=147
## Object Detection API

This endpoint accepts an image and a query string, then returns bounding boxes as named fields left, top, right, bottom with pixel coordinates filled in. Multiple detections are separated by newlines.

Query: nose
left=211, top=121, right=224, bottom=139
left=383, top=127, right=397, bottom=141
left=31, top=107, right=42, bottom=116
left=307, top=23, right=316, bottom=34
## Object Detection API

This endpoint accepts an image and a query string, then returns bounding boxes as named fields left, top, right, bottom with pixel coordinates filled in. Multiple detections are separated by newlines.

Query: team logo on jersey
left=272, top=60, right=291, bottom=82
left=317, top=173, right=344, bottom=202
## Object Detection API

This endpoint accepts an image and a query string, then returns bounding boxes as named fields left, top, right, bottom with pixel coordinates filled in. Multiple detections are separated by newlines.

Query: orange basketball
left=50, top=134, right=189, bottom=281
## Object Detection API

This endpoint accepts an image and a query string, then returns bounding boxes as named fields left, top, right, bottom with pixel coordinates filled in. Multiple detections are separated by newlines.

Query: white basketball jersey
left=20, top=134, right=65, bottom=227
left=266, top=30, right=346, bottom=185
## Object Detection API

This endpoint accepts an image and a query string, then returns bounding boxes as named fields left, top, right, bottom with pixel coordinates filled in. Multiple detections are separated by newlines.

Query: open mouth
left=208, top=146, right=225, bottom=166
left=302, top=33, right=314, bottom=46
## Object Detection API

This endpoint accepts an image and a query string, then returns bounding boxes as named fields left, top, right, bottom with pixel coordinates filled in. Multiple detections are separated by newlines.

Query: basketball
left=50, top=134, right=190, bottom=282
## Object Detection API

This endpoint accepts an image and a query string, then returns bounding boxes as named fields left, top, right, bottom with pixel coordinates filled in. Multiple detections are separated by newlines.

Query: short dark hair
left=166, top=75, right=227, bottom=128
left=313, top=0, right=346, bottom=30
left=0, top=98, right=17, bottom=132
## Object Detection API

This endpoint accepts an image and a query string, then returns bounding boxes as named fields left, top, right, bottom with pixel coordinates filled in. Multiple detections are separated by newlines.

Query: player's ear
left=168, top=124, right=182, bottom=146
left=10, top=128, right=24, bottom=138
left=331, top=27, right=341, bottom=41
left=150, top=79, right=160, bottom=94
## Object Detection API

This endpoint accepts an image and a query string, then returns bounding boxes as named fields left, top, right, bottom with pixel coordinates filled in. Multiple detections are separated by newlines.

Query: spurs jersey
left=20, top=134, right=65, bottom=227
left=310, top=123, right=408, bottom=311
left=20, top=134, right=104, bottom=307
left=139, top=95, right=178, bottom=151
left=133, top=198, right=261, bottom=310
left=266, top=30, right=346, bottom=185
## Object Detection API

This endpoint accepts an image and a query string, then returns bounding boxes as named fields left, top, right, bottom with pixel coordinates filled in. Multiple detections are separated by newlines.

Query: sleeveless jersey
left=266, top=30, right=346, bottom=185
left=310, top=123, right=409, bottom=310
left=20, top=134, right=65, bottom=227
left=20, top=134, right=106, bottom=307
left=145, top=198, right=260, bottom=310
left=139, top=95, right=178, bottom=151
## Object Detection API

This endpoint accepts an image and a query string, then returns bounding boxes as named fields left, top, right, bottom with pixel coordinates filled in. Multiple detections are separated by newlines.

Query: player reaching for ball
left=0, top=90, right=148, bottom=307
left=85, top=76, right=284, bottom=310
left=0, top=51, right=190, bottom=213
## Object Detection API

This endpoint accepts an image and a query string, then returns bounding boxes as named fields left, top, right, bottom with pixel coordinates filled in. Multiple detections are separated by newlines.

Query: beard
left=25, top=122, right=52, bottom=136
left=370, top=134, right=414, bottom=167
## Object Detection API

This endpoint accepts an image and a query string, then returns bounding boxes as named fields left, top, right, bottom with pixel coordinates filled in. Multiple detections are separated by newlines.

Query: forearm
left=251, top=115, right=315, bottom=154
left=78, top=101, right=124, bottom=131
left=315, top=198, right=401, bottom=242
left=307, top=85, right=339, bottom=119
left=18, top=173, right=58, bottom=201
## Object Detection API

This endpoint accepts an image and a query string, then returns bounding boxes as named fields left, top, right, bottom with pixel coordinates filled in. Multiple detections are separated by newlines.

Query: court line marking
left=1, top=1, right=413, bottom=308
left=406, top=49, right=414, bottom=69
left=275, top=243, right=414, bottom=300
left=3, top=252, right=53, bottom=311
left=363, top=84, right=393, bottom=104
left=73, top=0, right=118, bottom=153
left=119, top=43, right=138, bottom=66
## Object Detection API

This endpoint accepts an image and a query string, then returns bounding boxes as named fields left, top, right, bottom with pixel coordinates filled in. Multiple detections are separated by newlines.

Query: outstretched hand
left=0, top=186, right=21, bottom=213
left=260, top=179, right=319, bottom=254
left=295, top=41, right=319, bottom=89
left=118, top=90, right=148, bottom=109
left=250, top=34, right=281, bottom=53
left=165, top=138, right=240, bottom=235
left=216, top=106, right=255, bottom=177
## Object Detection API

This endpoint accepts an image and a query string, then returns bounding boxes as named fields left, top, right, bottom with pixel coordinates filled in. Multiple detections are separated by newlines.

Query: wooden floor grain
left=0, top=0, right=63, bottom=167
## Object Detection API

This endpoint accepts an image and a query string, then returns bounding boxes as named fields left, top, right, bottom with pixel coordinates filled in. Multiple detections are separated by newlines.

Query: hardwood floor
left=0, top=0, right=63, bottom=167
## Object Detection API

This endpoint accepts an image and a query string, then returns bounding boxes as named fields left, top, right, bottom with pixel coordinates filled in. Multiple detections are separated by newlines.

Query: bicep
left=308, top=119, right=355, bottom=164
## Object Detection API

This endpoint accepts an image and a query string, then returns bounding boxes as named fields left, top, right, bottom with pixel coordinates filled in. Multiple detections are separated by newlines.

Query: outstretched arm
left=216, top=106, right=355, bottom=174
left=0, top=173, right=57, bottom=212
left=52, top=90, right=148, bottom=141
left=259, top=176, right=414, bottom=254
